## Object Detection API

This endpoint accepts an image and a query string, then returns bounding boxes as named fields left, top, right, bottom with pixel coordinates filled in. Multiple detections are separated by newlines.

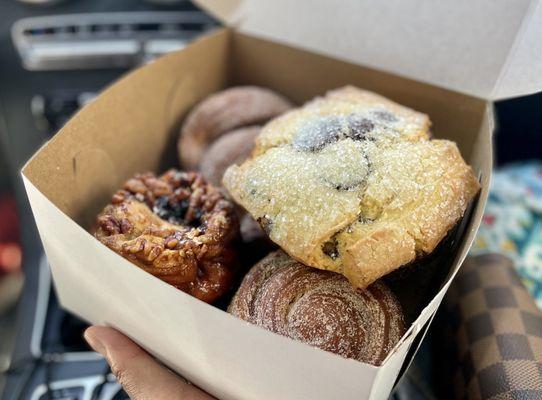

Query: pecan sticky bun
left=95, top=170, right=239, bottom=303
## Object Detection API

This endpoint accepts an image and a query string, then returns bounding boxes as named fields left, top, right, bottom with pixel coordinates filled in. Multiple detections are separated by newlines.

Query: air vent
left=12, top=12, right=217, bottom=71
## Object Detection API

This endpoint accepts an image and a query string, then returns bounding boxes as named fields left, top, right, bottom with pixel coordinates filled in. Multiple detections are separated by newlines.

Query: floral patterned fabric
left=471, top=162, right=542, bottom=309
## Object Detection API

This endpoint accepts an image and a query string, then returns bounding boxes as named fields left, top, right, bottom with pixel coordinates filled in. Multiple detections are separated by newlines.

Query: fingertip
left=84, top=326, right=143, bottom=359
left=84, top=327, right=212, bottom=399
left=84, top=326, right=107, bottom=355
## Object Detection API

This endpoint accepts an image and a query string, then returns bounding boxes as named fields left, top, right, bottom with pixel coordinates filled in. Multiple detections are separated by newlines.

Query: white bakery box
left=21, top=1, right=542, bottom=399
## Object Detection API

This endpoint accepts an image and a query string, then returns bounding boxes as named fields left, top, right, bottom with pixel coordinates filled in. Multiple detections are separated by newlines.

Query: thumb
left=84, top=326, right=213, bottom=400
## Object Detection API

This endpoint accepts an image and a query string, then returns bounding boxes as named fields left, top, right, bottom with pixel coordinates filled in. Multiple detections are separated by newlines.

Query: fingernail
left=84, top=328, right=106, bottom=355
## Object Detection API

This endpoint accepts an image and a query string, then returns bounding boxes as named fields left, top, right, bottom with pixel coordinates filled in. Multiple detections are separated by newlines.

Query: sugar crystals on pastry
left=223, top=86, right=480, bottom=289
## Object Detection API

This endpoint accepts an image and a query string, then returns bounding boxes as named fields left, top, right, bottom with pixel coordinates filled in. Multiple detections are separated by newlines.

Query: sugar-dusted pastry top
left=223, top=86, right=480, bottom=288
left=253, top=86, right=430, bottom=156
left=228, top=250, right=405, bottom=365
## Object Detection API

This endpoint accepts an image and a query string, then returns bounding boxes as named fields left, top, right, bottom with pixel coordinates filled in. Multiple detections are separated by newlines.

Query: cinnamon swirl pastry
left=228, top=250, right=405, bottom=365
left=94, top=170, right=239, bottom=303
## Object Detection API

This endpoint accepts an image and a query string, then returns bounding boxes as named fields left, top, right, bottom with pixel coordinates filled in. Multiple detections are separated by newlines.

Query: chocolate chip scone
left=223, top=86, right=480, bottom=289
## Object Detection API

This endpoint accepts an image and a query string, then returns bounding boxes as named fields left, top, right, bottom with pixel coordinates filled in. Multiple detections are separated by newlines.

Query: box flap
left=196, top=0, right=542, bottom=100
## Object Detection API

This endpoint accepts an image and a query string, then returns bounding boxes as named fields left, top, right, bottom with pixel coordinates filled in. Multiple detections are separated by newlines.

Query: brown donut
left=228, top=250, right=406, bottom=365
left=179, top=86, right=292, bottom=169
left=94, top=170, right=239, bottom=304
left=200, top=126, right=260, bottom=187
left=199, top=126, right=268, bottom=245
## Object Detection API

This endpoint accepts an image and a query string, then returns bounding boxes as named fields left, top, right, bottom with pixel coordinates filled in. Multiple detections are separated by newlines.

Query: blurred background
left=0, top=1, right=540, bottom=399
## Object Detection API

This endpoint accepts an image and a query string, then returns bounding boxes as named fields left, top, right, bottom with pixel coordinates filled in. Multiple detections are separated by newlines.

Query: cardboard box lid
left=195, top=0, right=542, bottom=100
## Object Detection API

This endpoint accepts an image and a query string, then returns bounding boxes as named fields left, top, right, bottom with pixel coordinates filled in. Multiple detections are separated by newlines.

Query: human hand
left=84, top=326, right=215, bottom=400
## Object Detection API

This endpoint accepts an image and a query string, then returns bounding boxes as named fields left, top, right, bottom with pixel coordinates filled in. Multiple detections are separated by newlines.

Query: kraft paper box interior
left=21, top=1, right=542, bottom=399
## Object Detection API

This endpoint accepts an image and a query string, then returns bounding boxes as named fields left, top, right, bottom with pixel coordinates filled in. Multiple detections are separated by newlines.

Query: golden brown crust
left=178, top=86, right=292, bottom=169
left=95, top=170, right=239, bottom=303
left=223, top=86, right=480, bottom=289
left=228, top=250, right=405, bottom=365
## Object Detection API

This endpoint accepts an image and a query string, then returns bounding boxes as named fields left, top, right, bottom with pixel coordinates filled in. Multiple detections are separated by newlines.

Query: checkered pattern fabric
left=443, top=253, right=542, bottom=400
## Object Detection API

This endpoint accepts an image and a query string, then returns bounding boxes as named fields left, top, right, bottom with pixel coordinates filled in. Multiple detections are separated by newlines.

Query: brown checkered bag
left=441, top=253, right=542, bottom=400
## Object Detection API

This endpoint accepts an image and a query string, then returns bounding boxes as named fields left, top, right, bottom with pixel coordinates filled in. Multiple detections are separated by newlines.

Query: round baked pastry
left=228, top=250, right=405, bottom=365
left=199, top=125, right=267, bottom=245
left=223, top=86, right=481, bottom=289
left=178, top=86, right=292, bottom=169
left=95, top=170, right=239, bottom=303
left=200, top=126, right=260, bottom=187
